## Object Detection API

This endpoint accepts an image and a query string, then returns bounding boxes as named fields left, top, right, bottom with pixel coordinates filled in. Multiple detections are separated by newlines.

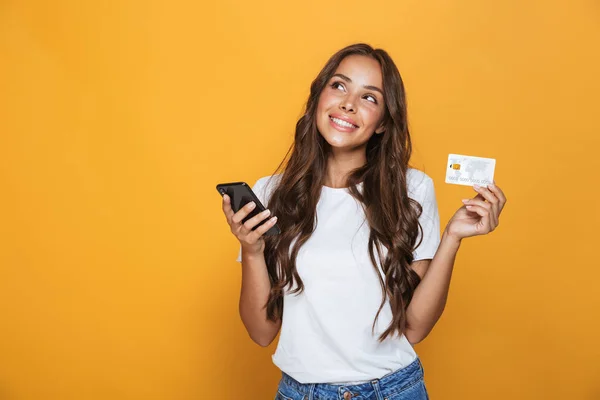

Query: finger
left=222, top=194, right=235, bottom=221
left=488, top=182, right=507, bottom=211
left=465, top=204, right=495, bottom=231
left=463, top=195, right=498, bottom=226
left=231, top=201, right=258, bottom=225
left=473, top=185, right=499, bottom=225
left=242, top=208, right=272, bottom=232
left=473, top=184, right=499, bottom=206
left=465, top=198, right=498, bottom=226
left=462, top=198, right=491, bottom=210
left=471, top=193, right=485, bottom=201
left=247, top=215, right=278, bottom=242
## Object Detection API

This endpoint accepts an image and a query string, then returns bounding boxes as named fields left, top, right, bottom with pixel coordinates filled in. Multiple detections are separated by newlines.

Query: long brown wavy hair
left=263, top=43, right=424, bottom=342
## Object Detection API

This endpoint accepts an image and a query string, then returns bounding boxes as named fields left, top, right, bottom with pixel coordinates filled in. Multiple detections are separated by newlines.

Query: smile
left=329, top=116, right=358, bottom=129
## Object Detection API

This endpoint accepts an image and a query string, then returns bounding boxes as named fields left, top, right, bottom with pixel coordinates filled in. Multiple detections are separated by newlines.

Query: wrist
left=241, top=246, right=265, bottom=260
left=442, top=229, right=463, bottom=247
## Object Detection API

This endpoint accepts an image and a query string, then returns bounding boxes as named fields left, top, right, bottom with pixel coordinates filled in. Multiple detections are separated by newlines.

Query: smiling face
left=316, top=55, right=386, bottom=152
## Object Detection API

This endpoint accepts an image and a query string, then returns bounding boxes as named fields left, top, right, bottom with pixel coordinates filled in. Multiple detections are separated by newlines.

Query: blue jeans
left=275, top=358, right=429, bottom=400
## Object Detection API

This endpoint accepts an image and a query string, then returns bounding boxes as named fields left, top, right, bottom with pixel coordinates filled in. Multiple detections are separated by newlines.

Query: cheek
left=315, top=95, right=331, bottom=132
left=316, top=97, right=325, bottom=114
left=317, top=91, right=336, bottom=112
left=361, top=107, right=383, bottom=127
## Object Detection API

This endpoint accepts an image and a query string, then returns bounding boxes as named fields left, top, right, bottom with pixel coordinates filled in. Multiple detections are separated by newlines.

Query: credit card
left=445, top=154, right=496, bottom=187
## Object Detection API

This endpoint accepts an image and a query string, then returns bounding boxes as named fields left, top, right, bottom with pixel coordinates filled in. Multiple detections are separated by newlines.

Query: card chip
left=450, top=163, right=461, bottom=170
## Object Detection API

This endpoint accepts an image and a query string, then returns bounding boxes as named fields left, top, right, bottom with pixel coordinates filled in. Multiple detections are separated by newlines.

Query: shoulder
left=252, top=174, right=283, bottom=204
left=407, top=168, right=434, bottom=193
left=406, top=168, right=435, bottom=202
left=253, top=174, right=283, bottom=192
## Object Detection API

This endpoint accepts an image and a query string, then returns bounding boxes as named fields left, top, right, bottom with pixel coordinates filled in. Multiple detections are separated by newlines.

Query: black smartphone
left=216, top=182, right=281, bottom=235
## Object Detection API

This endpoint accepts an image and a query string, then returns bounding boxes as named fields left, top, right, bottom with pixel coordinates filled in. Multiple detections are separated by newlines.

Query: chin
left=322, top=132, right=354, bottom=149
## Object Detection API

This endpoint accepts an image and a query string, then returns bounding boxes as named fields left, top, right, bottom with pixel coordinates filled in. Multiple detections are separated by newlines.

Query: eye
left=364, top=94, right=377, bottom=104
left=330, top=81, right=345, bottom=92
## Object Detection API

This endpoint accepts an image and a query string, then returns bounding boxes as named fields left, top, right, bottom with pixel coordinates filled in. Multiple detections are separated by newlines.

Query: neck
left=323, top=147, right=366, bottom=188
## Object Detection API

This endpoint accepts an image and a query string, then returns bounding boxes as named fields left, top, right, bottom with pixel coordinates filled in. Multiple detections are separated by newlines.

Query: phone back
left=216, top=182, right=280, bottom=235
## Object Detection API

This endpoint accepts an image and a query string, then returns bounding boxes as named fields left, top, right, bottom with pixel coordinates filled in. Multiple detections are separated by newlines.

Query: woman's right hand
left=221, top=194, right=278, bottom=257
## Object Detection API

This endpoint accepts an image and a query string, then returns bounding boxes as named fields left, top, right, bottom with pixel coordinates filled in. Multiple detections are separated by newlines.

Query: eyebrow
left=332, top=73, right=384, bottom=96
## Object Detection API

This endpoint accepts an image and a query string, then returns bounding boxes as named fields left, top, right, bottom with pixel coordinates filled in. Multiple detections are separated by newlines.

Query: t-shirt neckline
left=321, top=181, right=364, bottom=192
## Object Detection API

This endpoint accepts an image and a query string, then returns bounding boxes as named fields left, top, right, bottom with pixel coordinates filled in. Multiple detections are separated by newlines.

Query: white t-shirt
left=236, top=168, right=441, bottom=384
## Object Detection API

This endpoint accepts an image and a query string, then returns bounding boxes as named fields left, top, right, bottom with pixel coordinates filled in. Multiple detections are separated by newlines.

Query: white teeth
left=331, top=117, right=355, bottom=128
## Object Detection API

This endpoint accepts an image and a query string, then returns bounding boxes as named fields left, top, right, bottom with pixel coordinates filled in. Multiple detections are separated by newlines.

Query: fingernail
left=271, top=216, right=278, bottom=223
left=462, top=199, right=469, bottom=204
left=248, top=202, right=256, bottom=209
left=263, top=209, right=271, bottom=216
left=473, top=184, right=480, bottom=189
left=223, top=194, right=229, bottom=201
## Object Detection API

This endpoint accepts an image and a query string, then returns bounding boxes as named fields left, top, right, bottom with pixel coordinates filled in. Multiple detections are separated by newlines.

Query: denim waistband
left=280, top=357, right=424, bottom=398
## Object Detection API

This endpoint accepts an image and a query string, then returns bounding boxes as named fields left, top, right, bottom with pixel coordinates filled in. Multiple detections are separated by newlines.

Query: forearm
left=239, top=250, right=281, bottom=347
left=405, top=230, right=462, bottom=343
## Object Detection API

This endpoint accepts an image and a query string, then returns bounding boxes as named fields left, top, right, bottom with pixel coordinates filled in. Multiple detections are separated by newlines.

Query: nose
left=339, top=96, right=356, bottom=113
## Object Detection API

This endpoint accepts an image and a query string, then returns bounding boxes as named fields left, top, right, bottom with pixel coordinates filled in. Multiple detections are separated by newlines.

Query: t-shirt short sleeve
left=409, top=172, right=441, bottom=261
left=235, top=175, right=278, bottom=262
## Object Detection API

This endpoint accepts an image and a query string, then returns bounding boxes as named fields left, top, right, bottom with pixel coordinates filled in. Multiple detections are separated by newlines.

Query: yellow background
left=1, top=0, right=599, bottom=399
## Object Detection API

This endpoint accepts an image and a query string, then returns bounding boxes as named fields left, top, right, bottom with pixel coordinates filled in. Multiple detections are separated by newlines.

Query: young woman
left=220, top=43, right=507, bottom=400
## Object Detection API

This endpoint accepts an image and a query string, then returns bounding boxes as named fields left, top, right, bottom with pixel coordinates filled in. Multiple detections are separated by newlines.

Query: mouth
left=329, top=115, right=359, bottom=130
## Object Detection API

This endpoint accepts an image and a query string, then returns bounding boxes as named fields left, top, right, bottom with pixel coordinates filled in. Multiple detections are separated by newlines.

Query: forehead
left=334, top=55, right=383, bottom=87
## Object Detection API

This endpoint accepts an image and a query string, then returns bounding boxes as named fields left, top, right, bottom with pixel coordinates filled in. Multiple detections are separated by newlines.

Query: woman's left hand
left=445, top=182, right=507, bottom=240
